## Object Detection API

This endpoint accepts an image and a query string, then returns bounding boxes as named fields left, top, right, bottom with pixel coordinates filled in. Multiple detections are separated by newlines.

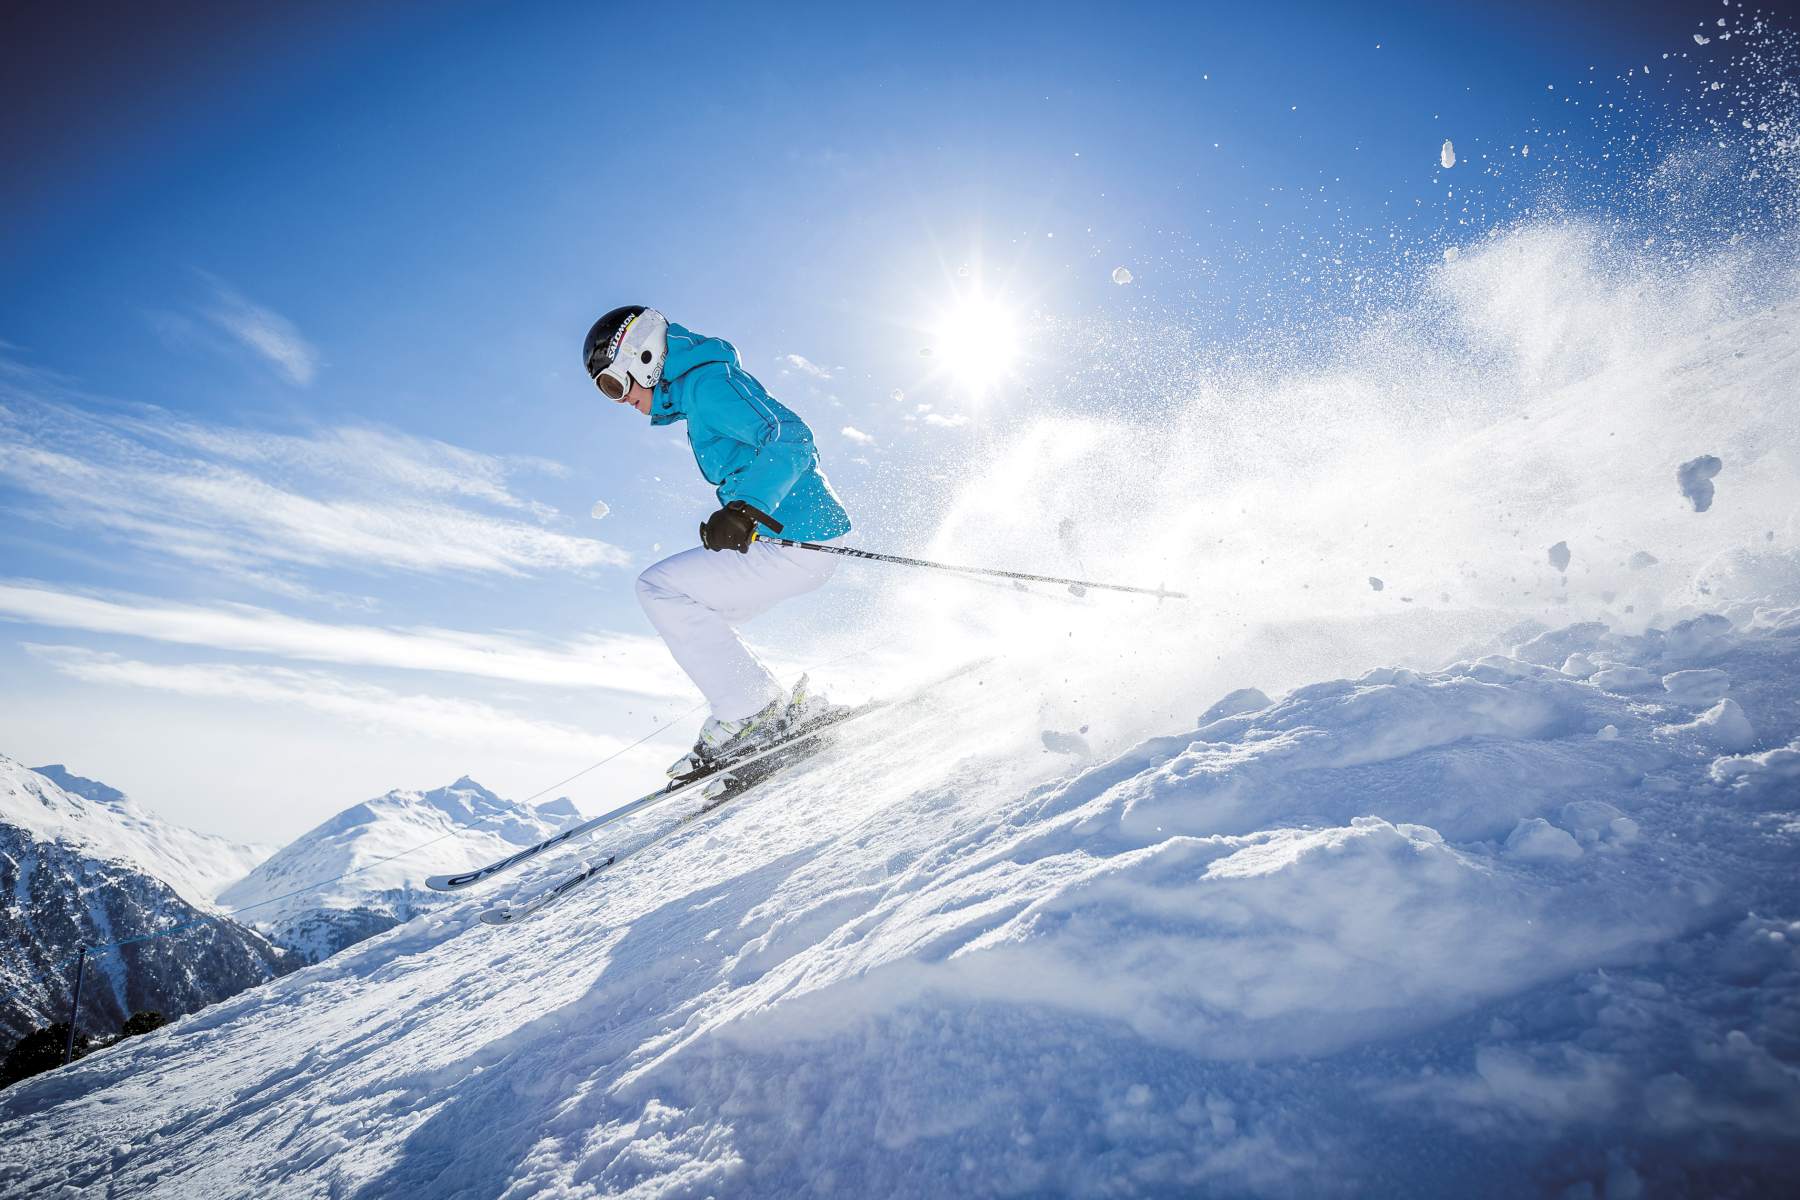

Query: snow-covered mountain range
left=2, top=599, right=1795, bottom=1195
left=217, top=777, right=580, bottom=963
left=23, top=763, right=272, bottom=908
left=0, top=758, right=289, bottom=1044
left=2, top=755, right=582, bottom=1046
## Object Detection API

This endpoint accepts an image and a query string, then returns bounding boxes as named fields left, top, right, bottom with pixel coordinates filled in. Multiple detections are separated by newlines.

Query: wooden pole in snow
left=62, top=947, right=86, bottom=1066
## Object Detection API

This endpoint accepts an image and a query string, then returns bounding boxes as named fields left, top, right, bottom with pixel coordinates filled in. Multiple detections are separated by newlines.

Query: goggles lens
left=595, top=369, right=627, bottom=400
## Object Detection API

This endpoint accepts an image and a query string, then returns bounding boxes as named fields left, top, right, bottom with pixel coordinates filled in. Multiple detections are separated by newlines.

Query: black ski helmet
left=583, top=305, right=669, bottom=400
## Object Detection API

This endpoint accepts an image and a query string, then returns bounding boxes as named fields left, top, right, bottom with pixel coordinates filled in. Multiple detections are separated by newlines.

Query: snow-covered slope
left=0, top=759, right=289, bottom=1044
left=1, top=604, right=1795, bottom=1196
left=21, top=763, right=272, bottom=907
left=217, top=777, right=580, bottom=963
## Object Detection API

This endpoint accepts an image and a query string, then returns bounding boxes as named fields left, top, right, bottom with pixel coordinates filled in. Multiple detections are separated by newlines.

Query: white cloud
left=840, top=425, right=876, bottom=446
left=202, top=280, right=319, bottom=385
left=28, top=645, right=631, bottom=757
left=148, top=421, right=540, bottom=511
left=779, top=353, right=833, bottom=380
left=0, top=582, right=689, bottom=698
left=923, top=412, right=970, bottom=428
left=0, top=378, right=627, bottom=583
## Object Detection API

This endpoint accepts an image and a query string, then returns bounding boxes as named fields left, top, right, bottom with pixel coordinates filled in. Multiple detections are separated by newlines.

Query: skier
left=582, top=306, right=853, bottom=776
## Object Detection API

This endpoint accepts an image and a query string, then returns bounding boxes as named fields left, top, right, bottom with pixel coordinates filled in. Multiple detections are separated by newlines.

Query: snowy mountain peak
left=216, top=776, right=576, bottom=963
left=537, top=796, right=580, bottom=820
left=30, top=763, right=126, bottom=807
left=418, top=776, right=521, bottom=829
left=0, top=756, right=288, bottom=1042
left=0, top=756, right=269, bottom=909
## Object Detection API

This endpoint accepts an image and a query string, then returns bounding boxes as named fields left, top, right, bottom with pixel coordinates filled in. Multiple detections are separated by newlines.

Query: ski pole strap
left=752, top=535, right=1187, bottom=600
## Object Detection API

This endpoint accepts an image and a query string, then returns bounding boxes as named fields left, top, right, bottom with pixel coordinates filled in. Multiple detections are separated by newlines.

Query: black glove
left=699, top=500, right=782, bottom=553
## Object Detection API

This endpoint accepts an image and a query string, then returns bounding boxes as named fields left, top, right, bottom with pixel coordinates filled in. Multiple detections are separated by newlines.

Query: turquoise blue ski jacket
left=650, top=323, right=852, bottom=541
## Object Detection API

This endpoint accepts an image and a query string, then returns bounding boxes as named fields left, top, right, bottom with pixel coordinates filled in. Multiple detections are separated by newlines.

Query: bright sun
left=931, top=292, right=1021, bottom=396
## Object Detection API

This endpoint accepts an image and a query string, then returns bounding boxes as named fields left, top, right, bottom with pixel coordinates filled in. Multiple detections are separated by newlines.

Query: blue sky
left=0, top=0, right=1757, bottom=839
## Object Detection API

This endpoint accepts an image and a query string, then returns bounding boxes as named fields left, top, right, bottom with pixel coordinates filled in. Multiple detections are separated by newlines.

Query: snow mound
left=1197, top=686, right=1271, bottom=726
left=2, top=610, right=1795, bottom=1196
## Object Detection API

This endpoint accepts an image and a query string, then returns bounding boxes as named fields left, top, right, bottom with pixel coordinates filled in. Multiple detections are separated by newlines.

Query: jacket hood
left=651, top=323, right=738, bottom=425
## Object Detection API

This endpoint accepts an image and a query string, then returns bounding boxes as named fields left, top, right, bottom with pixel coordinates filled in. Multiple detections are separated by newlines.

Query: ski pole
left=751, top=533, right=1187, bottom=600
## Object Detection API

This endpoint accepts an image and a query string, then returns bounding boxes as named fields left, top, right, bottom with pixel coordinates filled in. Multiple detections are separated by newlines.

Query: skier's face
left=617, top=378, right=653, bottom=416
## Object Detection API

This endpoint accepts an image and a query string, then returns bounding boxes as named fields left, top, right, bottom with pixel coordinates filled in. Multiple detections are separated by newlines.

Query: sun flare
left=931, top=292, right=1021, bottom=396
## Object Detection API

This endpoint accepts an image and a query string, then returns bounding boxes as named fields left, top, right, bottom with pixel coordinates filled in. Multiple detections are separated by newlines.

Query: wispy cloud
left=0, top=582, right=689, bottom=698
left=923, top=412, right=970, bottom=428
left=840, top=425, right=876, bottom=446
left=0, top=369, right=627, bottom=585
left=28, top=645, right=635, bottom=756
left=201, top=278, right=319, bottom=385
left=779, top=353, right=833, bottom=380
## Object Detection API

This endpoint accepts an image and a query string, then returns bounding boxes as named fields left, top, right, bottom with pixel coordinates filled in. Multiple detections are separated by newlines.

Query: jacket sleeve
left=691, top=363, right=817, bottom=517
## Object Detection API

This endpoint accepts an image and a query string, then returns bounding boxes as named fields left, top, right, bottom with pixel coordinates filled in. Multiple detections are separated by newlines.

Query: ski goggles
left=587, top=343, right=632, bottom=400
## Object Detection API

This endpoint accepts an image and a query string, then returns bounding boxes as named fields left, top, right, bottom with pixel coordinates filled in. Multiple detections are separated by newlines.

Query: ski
left=427, top=702, right=871, bottom=893
left=473, top=658, right=992, bottom=923
left=477, top=748, right=797, bottom=925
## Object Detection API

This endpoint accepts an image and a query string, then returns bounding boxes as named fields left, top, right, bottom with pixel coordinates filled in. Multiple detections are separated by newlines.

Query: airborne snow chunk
left=1111, top=266, right=1134, bottom=285
left=1440, top=139, right=1456, bottom=169
left=1677, top=454, right=1723, bottom=512
left=1628, top=550, right=1659, bottom=570
left=1547, top=540, right=1571, bottom=573
left=1368, top=576, right=1384, bottom=591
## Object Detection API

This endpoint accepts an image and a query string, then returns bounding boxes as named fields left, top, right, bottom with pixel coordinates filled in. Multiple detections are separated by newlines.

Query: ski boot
left=666, top=676, right=832, bottom=783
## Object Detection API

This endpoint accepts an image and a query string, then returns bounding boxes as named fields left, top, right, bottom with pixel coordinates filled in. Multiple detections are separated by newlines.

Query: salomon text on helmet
left=583, top=305, right=670, bottom=401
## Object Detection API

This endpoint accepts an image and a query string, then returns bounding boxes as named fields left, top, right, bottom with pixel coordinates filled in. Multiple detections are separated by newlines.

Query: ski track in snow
left=1, top=603, right=1797, bottom=1197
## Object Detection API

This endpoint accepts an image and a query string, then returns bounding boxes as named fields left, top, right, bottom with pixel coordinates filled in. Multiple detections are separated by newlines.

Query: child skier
left=582, top=305, right=852, bottom=776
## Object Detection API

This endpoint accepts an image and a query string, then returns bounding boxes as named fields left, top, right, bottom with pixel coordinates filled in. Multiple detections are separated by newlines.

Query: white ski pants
left=636, top=538, right=840, bottom=721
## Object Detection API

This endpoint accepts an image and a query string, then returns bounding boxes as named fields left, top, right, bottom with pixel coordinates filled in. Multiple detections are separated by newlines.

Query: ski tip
left=478, top=908, right=517, bottom=926
left=425, top=874, right=457, bottom=892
